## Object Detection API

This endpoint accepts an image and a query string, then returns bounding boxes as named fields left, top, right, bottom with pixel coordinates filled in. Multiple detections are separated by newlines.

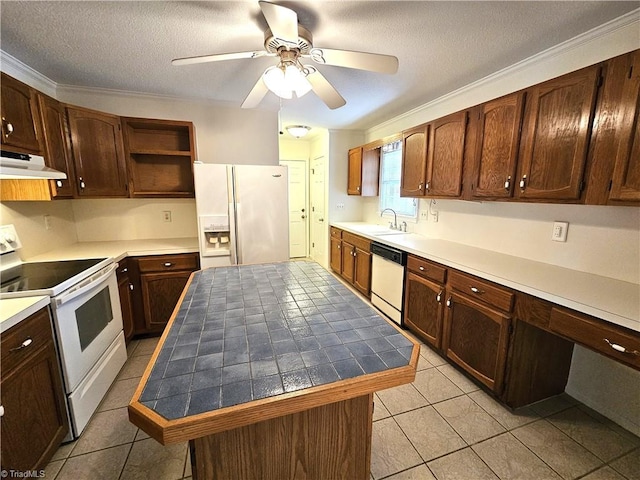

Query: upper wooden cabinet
left=67, top=106, right=128, bottom=197
left=425, top=110, right=467, bottom=198
left=37, top=93, right=76, bottom=198
left=609, top=50, right=640, bottom=202
left=1, top=73, right=43, bottom=154
left=400, top=124, right=428, bottom=197
left=516, top=65, right=600, bottom=201
left=470, top=92, right=525, bottom=199
left=347, top=146, right=380, bottom=196
left=121, top=117, right=196, bottom=197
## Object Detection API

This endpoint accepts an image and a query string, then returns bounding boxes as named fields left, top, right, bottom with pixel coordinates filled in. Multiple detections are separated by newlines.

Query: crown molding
left=368, top=8, right=640, bottom=135
left=0, top=50, right=57, bottom=96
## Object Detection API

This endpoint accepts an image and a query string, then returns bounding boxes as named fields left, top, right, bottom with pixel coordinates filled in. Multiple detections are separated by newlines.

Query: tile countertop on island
left=128, top=260, right=419, bottom=445
left=332, top=222, right=639, bottom=333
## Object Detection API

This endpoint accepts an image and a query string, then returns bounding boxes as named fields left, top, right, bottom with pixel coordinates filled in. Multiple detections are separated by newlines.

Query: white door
left=310, top=156, right=326, bottom=265
left=280, top=160, right=308, bottom=258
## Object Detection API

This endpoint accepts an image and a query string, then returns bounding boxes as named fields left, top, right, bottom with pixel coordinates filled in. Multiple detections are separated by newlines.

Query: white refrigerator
left=194, top=162, right=290, bottom=268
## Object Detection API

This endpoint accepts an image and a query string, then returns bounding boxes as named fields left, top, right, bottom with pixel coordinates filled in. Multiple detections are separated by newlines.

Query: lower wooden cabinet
left=116, top=259, right=135, bottom=342
left=0, top=307, right=69, bottom=471
left=404, top=272, right=444, bottom=349
left=442, top=291, right=512, bottom=394
left=129, top=253, right=200, bottom=335
left=329, top=228, right=372, bottom=297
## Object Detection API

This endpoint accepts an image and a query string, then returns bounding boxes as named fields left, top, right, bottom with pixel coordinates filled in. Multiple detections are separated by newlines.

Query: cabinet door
left=610, top=50, right=640, bottom=202
left=330, top=237, right=343, bottom=274
left=0, top=310, right=68, bottom=471
left=67, top=107, right=128, bottom=197
left=442, top=292, right=511, bottom=393
left=471, top=93, right=525, bottom=199
left=353, top=247, right=371, bottom=296
left=140, top=271, right=192, bottom=332
left=517, top=65, right=600, bottom=200
left=347, top=147, right=363, bottom=195
left=426, top=111, right=467, bottom=197
left=117, top=261, right=135, bottom=342
left=341, top=242, right=355, bottom=284
left=0, top=73, right=43, bottom=154
left=37, top=93, right=76, bottom=198
left=404, top=272, right=444, bottom=348
left=400, top=124, right=428, bottom=197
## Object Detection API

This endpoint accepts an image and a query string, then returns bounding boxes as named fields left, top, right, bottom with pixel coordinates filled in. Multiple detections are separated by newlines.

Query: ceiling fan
left=171, top=1, right=399, bottom=110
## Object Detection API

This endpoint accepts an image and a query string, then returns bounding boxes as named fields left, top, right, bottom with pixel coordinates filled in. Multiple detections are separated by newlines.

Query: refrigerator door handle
left=229, top=202, right=238, bottom=265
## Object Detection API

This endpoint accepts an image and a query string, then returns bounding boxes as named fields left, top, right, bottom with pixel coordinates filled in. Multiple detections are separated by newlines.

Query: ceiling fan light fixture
left=263, top=62, right=311, bottom=100
left=286, top=125, right=311, bottom=138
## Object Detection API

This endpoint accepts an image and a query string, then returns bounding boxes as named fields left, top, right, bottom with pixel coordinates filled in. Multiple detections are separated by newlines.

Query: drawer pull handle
left=10, top=338, right=33, bottom=352
left=604, top=339, right=640, bottom=356
left=469, top=286, right=485, bottom=295
left=163, top=262, right=174, bottom=267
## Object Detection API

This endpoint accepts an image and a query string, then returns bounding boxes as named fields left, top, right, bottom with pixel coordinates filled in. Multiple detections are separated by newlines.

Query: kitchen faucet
left=381, top=208, right=399, bottom=230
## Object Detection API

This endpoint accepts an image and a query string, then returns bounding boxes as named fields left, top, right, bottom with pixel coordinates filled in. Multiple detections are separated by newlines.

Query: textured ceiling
left=1, top=1, right=637, bottom=130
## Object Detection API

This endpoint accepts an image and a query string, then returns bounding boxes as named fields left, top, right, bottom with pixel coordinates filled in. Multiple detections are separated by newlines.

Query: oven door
left=51, top=263, right=124, bottom=394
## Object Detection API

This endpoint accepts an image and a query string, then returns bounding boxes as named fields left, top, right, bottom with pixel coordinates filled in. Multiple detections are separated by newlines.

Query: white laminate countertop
left=25, top=237, right=199, bottom=264
left=0, top=296, right=50, bottom=334
left=1, top=238, right=199, bottom=333
left=332, top=222, right=640, bottom=333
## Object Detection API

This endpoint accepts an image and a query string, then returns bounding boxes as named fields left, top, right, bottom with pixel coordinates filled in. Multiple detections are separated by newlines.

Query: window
left=378, top=141, right=417, bottom=218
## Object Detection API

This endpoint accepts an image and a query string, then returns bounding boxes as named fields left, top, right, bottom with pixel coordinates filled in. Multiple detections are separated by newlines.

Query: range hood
left=0, top=150, right=67, bottom=180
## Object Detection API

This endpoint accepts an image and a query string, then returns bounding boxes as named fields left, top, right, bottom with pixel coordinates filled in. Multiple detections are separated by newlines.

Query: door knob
left=319, top=218, right=324, bottom=222
left=301, top=215, right=306, bottom=219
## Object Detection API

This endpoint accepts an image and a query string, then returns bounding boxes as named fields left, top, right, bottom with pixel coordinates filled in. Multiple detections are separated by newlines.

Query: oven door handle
left=54, top=263, right=118, bottom=307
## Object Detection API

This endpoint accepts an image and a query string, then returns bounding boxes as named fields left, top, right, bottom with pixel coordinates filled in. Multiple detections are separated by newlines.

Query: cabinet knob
left=436, top=290, right=443, bottom=303
left=56, top=180, right=64, bottom=188
left=469, top=286, right=485, bottom=295
left=425, top=182, right=430, bottom=191
left=504, top=176, right=511, bottom=191
left=446, top=297, right=452, bottom=308
left=0, top=405, right=4, bottom=417
left=519, top=175, right=527, bottom=191
left=337, top=244, right=341, bottom=249
left=163, top=262, right=174, bottom=267
left=604, top=339, right=640, bottom=356
left=301, top=215, right=306, bottom=219
left=79, top=177, right=86, bottom=190
left=419, top=266, right=425, bottom=271
left=3, top=119, right=14, bottom=137
left=356, top=186, right=360, bottom=192
left=10, top=337, right=33, bottom=352
left=129, top=283, right=134, bottom=291
left=121, top=267, right=128, bottom=273
left=353, top=251, right=357, bottom=257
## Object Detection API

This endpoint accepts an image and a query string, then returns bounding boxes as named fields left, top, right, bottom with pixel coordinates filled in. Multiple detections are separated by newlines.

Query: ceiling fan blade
left=307, top=48, right=399, bottom=74
left=172, top=51, right=269, bottom=66
left=241, top=76, right=269, bottom=109
left=259, top=1, right=298, bottom=47
left=305, top=68, right=346, bottom=110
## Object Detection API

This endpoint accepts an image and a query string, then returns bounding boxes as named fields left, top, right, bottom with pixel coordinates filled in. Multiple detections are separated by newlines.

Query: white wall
left=360, top=14, right=640, bottom=434
left=328, top=130, right=366, bottom=224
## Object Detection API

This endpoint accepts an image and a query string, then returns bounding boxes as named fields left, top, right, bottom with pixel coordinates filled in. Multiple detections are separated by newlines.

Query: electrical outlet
left=552, top=221, right=568, bottom=242
left=432, top=211, right=439, bottom=223
left=336, top=203, right=345, bottom=210
left=43, top=214, right=52, bottom=230
left=163, top=211, right=172, bottom=223
left=419, top=211, right=429, bottom=220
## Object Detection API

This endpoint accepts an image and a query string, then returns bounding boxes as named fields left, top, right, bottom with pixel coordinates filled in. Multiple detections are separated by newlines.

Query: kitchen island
left=128, top=261, right=419, bottom=480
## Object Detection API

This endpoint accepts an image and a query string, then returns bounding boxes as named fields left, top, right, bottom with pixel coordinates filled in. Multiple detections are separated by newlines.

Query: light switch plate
left=552, top=221, right=569, bottom=242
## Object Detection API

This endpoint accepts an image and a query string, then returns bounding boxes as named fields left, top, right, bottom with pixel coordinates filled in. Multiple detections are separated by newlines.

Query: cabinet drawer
left=448, top=270, right=514, bottom=312
left=1, top=307, right=53, bottom=377
left=342, top=232, right=370, bottom=252
left=549, top=307, right=640, bottom=370
left=330, top=227, right=343, bottom=239
left=137, top=254, right=198, bottom=273
left=407, top=255, right=446, bottom=283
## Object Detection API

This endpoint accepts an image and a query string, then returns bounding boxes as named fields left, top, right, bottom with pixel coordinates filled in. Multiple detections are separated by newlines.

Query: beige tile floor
left=45, top=335, right=640, bottom=480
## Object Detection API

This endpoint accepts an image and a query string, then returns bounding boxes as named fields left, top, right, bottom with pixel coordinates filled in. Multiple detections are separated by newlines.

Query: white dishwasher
left=370, top=242, right=406, bottom=325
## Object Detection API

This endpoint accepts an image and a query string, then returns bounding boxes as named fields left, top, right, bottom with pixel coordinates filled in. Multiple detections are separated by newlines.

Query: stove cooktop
left=0, top=258, right=108, bottom=296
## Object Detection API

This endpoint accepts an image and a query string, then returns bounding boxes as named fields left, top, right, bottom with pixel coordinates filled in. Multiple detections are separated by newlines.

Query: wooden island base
left=189, top=394, right=373, bottom=480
